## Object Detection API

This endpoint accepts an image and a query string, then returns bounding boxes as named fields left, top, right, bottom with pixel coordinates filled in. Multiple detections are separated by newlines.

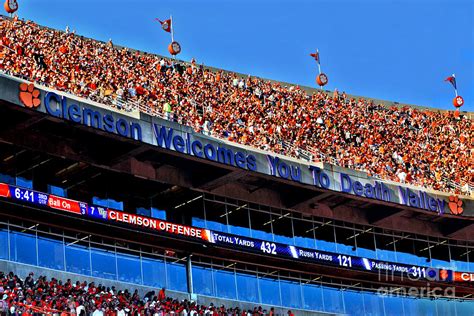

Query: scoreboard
left=0, top=182, right=470, bottom=284
left=202, top=230, right=434, bottom=280
left=7, top=184, right=87, bottom=214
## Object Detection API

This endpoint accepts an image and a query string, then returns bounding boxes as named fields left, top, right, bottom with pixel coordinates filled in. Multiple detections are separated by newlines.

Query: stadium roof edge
left=1, top=14, right=472, bottom=118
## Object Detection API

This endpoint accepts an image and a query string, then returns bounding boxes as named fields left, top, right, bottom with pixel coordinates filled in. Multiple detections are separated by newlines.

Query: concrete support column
left=186, top=254, right=194, bottom=296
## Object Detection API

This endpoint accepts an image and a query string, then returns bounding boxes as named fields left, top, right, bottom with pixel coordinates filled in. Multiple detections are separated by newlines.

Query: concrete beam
left=109, top=145, right=150, bottom=167
left=0, top=116, right=46, bottom=133
left=154, top=163, right=193, bottom=188
left=289, top=192, right=333, bottom=210
left=368, top=209, right=409, bottom=226
left=196, top=169, right=248, bottom=191
left=445, top=222, right=474, bottom=240
left=210, top=182, right=285, bottom=209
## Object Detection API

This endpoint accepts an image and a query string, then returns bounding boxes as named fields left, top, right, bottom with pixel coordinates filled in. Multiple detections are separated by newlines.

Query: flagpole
left=453, top=73, right=458, bottom=97
left=317, top=49, right=321, bottom=75
left=170, top=15, right=174, bottom=42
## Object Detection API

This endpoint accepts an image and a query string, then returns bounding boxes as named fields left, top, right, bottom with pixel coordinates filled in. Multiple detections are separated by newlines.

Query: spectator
left=163, top=102, right=172, bottom=120
left=397, top=169, right=407, bottom=183
left=76, top=301, right=86, bottom=315
left=0, top=295, right=6, bottom=314
left=1, top=270, right=271, bottom=315
left=144, top=290, right=155, bottom=302
left=158, top=287, right=166, bottom=302
left=24, top=272, right=34, bottom=288
left=0, top=17, right=472, bottom=195
left=92, top=304, right=104, bottom=316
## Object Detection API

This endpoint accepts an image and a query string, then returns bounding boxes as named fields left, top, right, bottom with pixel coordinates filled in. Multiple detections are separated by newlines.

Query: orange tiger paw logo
left=19, top=83, right=41, bottom=108
left=448, top=196, right=463, bottom=215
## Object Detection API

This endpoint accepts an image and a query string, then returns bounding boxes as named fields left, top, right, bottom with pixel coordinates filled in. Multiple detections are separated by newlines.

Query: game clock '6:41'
left=14, top=187, right=34, bottom=202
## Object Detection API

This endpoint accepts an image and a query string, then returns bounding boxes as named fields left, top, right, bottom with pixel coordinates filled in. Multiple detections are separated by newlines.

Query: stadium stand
left=0, top=16, right=472, bottom=195
left=0, top=270, right=280, bottom=315
left=0, top=14, right=474, bottom=314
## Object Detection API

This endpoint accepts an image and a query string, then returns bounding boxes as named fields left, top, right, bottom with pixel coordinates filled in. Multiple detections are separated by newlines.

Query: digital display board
left=8, top=185, right=86, bottom=214
left=9, top=185, right=49, bottom=205
left=202, top=230, right=436, bottom=280
left=47, top=195, right=87, bottom=214
left=0, top=183, right=10, bottom=198
left=0, top=182, right=470, bottom=284
left=86, top=205, right=108, bottom=220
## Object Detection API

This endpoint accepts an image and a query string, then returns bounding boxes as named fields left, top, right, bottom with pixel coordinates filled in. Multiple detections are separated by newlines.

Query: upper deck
left=0, top=72, right=472, bottom=235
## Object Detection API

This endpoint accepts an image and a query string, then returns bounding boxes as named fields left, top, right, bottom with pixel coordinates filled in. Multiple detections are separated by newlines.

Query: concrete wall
left=0, top=260, right=337, bottom=316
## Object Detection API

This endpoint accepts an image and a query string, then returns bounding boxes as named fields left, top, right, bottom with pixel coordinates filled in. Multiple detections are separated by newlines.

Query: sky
left=15, top=0, right=474, bottom=111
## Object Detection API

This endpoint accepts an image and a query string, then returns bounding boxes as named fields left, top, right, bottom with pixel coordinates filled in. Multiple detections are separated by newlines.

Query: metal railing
left=280, top=140, right=314, bottom=162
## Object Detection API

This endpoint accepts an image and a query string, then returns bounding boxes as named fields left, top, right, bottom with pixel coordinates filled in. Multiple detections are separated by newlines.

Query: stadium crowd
left=0, top=271, right=286, bottom=316
left=0, top=17, right=472, bottom=194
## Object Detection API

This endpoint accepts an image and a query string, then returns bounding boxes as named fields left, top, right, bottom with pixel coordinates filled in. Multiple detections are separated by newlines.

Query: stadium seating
left=0, top=271, right=274, bottom=315
left=0, top=17, right=472, bottom=195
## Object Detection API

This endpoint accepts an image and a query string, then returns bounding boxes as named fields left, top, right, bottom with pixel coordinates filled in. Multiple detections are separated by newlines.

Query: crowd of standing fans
left=0, top=271, right=288, bottom=315
left=0, top=17, right=472, bottom=195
